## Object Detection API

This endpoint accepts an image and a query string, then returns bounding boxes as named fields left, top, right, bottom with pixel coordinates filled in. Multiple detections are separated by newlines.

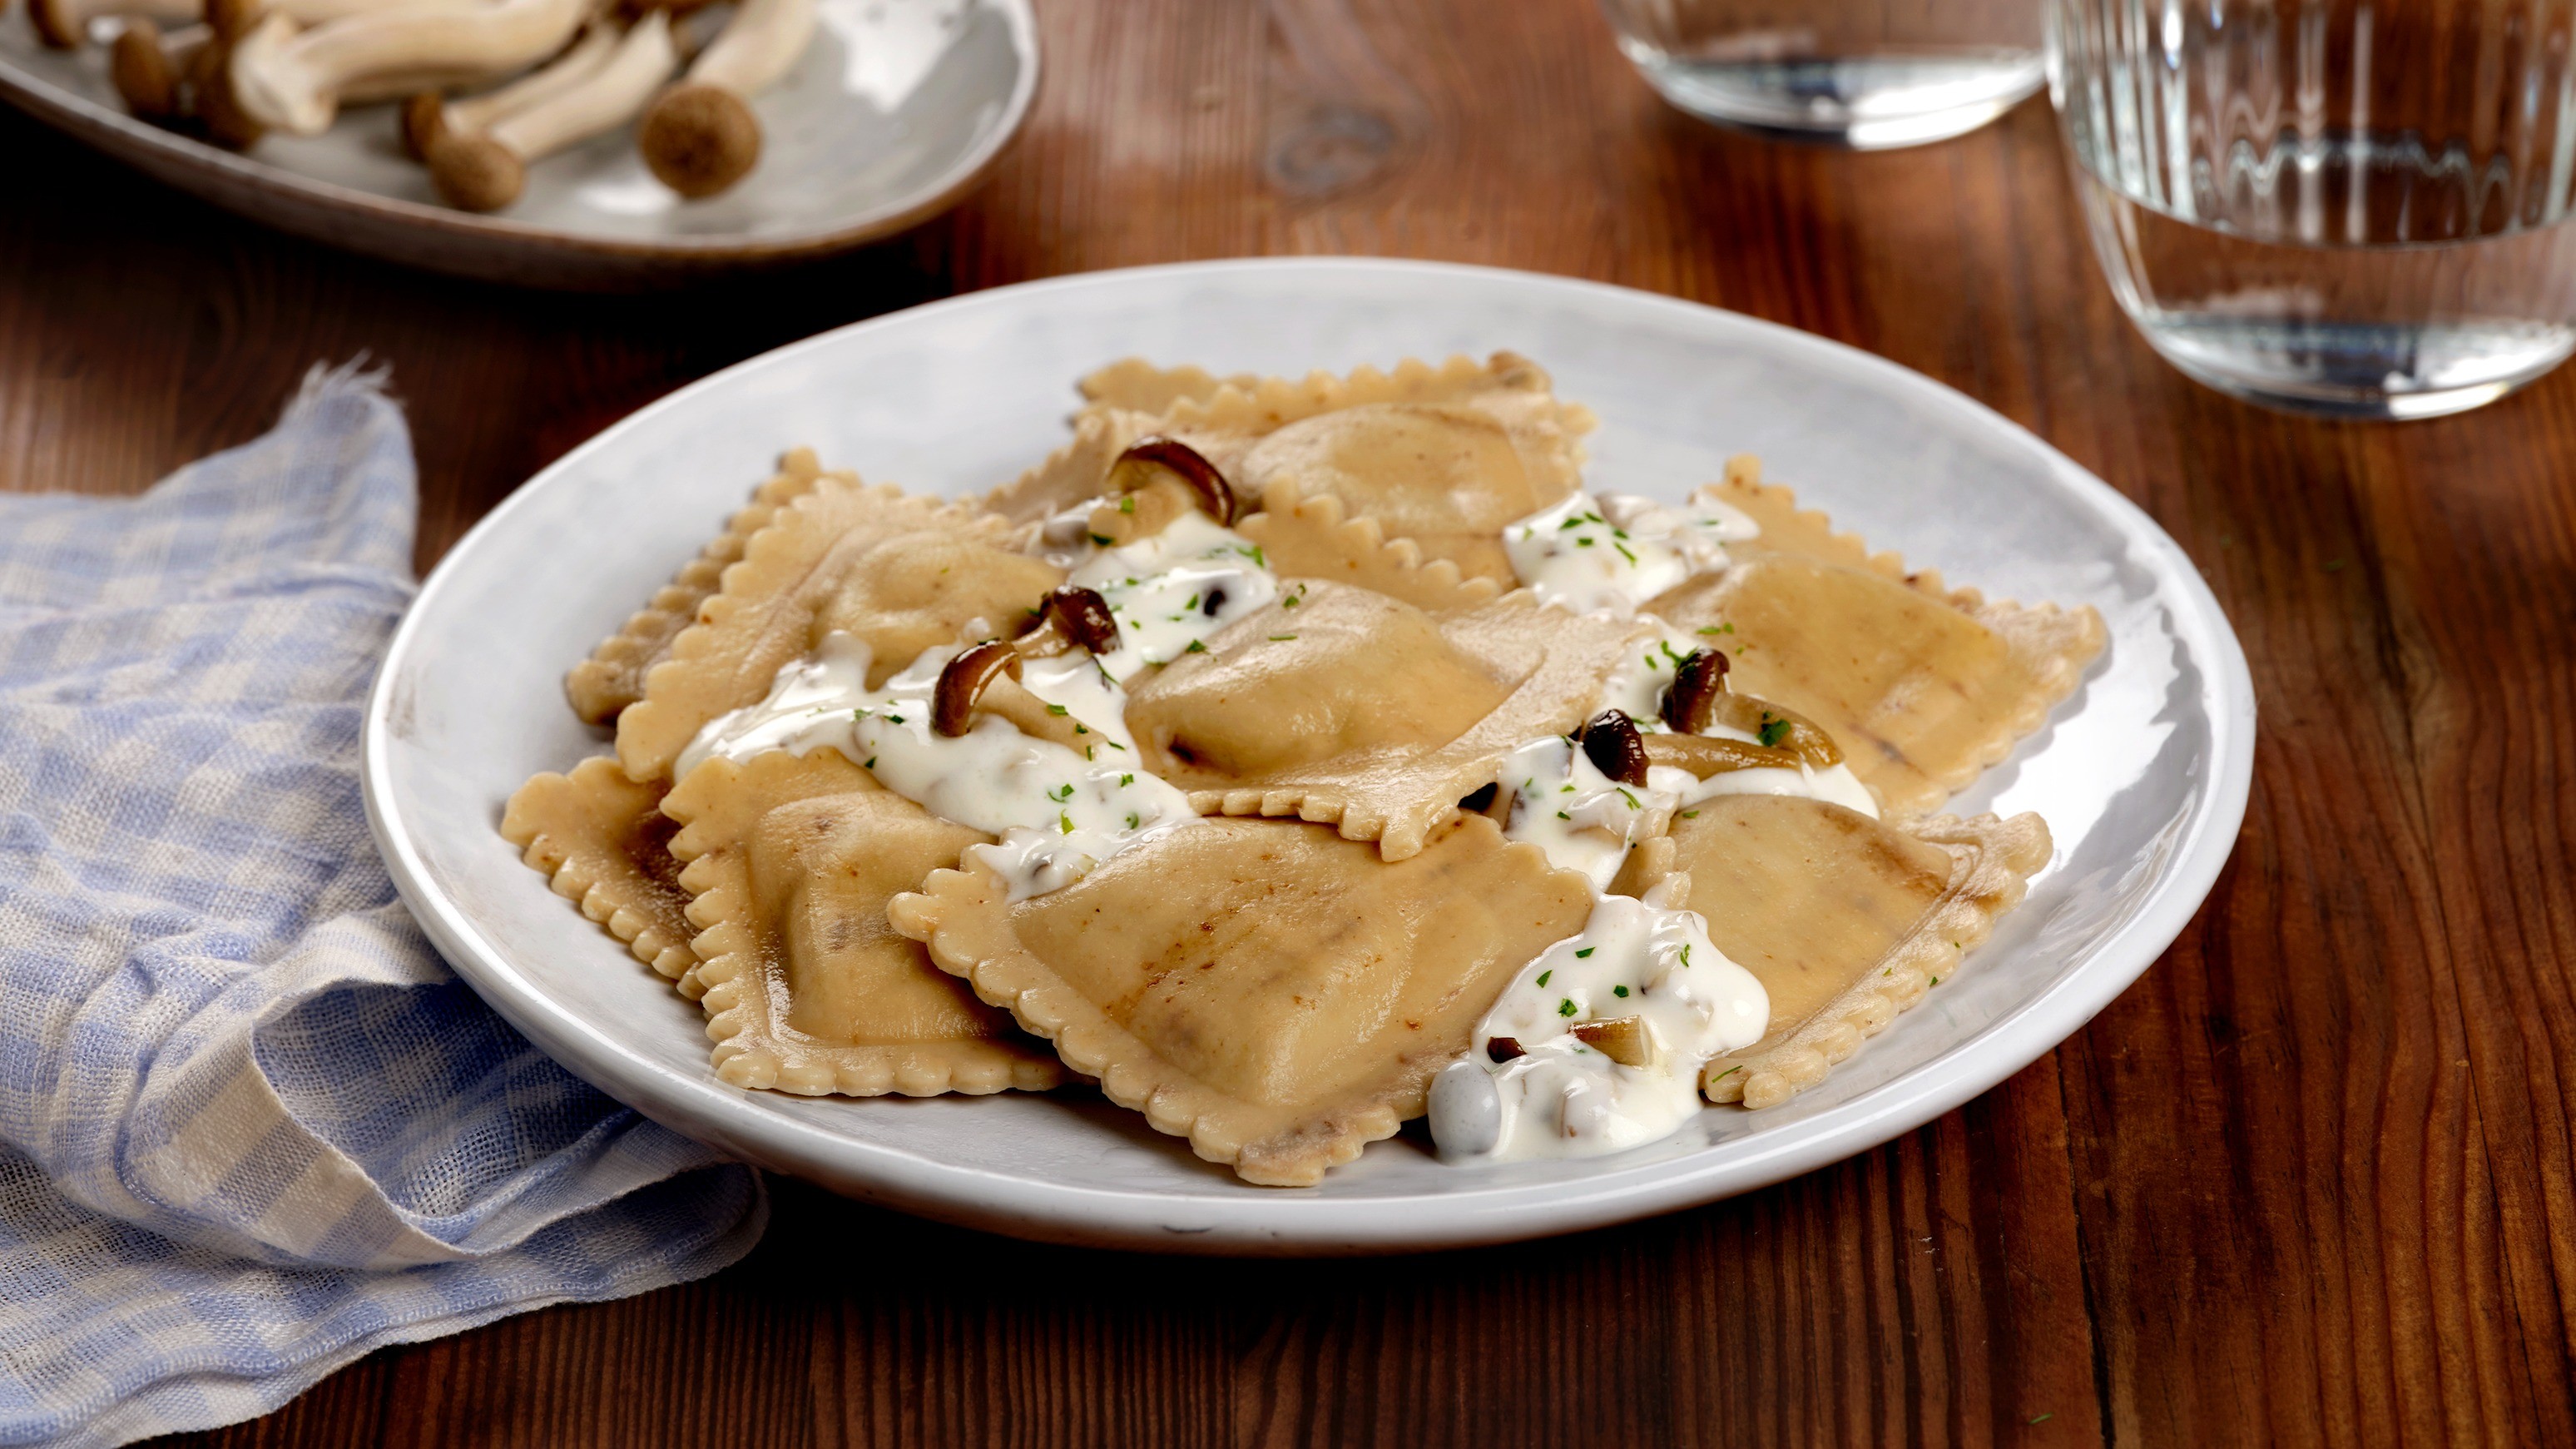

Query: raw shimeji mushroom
left=29, top=0, right=197, bottom=49
left=635, top=0, right=815, bottom=198
left=218, top=0, right=586, bottom=136
left=109, top=18, right=206, bottom=121
left=421, top=12, right=678, bottom=212
left=399, top=19, right=619, bottom=161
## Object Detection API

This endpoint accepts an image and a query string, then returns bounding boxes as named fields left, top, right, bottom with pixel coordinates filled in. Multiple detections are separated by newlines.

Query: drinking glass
left=2048, top=0, right=2576, bottom=419
left=1598, top=0, right=2047, bottom=149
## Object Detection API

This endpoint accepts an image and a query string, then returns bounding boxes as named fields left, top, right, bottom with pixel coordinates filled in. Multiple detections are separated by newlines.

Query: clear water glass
left=1598, top=0, right=2047, bottom=149
left=2048, top=0, right=2576, bottom=419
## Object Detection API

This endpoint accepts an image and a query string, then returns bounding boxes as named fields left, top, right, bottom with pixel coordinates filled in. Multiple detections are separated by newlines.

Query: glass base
left=2132, top=315, right=2576, bottom=420
left=1620, top=44, right=2044, bottom=149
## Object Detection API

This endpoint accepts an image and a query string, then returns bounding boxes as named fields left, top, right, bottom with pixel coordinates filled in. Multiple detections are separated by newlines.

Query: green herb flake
left=885, top=713, right=904, bottom=726
left=1558, top=999, right=1578, bottom=1017
left=1556, top=810, right=1571, bottom=821
left=1126, top=811, right=1141, bottom=828
left=1059, top=812, right=1076, bottom=834
left=1681, top=809, right=1699, bottom=819
left=1089, top=533, right=1115, bottom=547
left=1930, top=975, right=1941, bottom=985
left=1612, top=542, right=1637, bottom=564
left=1758, top=716, right=1792, bottom=747
left=1184, top=640, right=1208, bottom=654
left=1240, top=544, right=1268, bottom=567
left=1681, top=945, right=1693, bottom=968
left=1269, top=633, right=1298, bottom=642
left=1118, top=495, right=1136, bottom=514
left=1712, top=1064, right=1742, bottom=1081
left=1612, top=985, right=1629, bottom=998
left=863, top=757, right=877, bottom=769
left=1574, top=947, right=1595, bottom=958
left=1536, top=970, right=1553, bottom=986
left=1047, top=703, right=1069, bottom=716
left=1575, top=536, right=1597, bottom=548
left=1617, top=788, right=1640, bottom=809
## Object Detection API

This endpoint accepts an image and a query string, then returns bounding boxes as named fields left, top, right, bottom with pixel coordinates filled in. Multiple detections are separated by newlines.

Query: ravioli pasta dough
left=501, top=350, right=2105, bottom=1186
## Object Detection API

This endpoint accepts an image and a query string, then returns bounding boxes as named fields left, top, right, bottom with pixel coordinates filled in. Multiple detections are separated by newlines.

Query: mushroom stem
left=110, top=18, right=206, bottom=120
left=633, top=0, right=813, bottom=198
left=423, top=9, right=676, bottom=211
left=932, top=642, right=1023, bottom=738
left=1106, top=436, right=1239, bottom=526
left=203, top=0, right=417, bottom=43
left=224, top=0, right=586, bottom=136
left=30, top=0, right=196, bottom=49
left=402, top=18, right=619, bottom=161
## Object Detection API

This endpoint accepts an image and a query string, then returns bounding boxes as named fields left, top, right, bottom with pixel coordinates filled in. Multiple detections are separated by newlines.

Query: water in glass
left=2050, top=0, right=2576, bottom=419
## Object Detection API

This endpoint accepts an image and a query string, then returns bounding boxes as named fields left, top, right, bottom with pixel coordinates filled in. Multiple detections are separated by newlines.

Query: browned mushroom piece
left=932, top=641, right=1024, bottom=738
left=1576, top=709, right=1651, bottom=788
left=634, top=0, right=813, bottom=198
left=1658, top=646, right=1729, bottom=732
left=1568, top=1015, right=1657, bottom=1068
left=186, top=33, right=266, bottom=146
left=30, top=0, right=196, bottom=49
left=1105, top=435, right=1240, bottom=527
left=1638, top=731, right=1804, bottom=780
left=1485, top=1035, right=1525, bottom=1064
left=423, top=12, right=676, bottom=211
left=1015, top=583, right=1121, bottom=658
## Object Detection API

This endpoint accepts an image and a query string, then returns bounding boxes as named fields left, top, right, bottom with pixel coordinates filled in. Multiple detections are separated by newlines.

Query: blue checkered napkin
left=0, top=365, right=765, bottom=1448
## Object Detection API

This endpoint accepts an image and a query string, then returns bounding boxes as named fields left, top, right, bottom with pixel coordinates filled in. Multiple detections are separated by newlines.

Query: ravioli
left=1642, top=795, right=2050, bottom=1109
left=891, top=813, right=1595, bottom=1185
left=501, top=757, right=700, bottom=983
left=664, top=747, right=1064, bottom=1097
left=564, top=447, right=837, bottom=725
left=1122, top=583, right=1653, bottom=859
left=613, top=476, right=1049, bottom=783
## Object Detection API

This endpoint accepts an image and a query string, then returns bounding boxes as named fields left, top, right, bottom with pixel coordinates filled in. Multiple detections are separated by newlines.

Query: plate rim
left=364, top=256, right=2257, bottom=1253
left=0, top=0, right=1040, bottom=265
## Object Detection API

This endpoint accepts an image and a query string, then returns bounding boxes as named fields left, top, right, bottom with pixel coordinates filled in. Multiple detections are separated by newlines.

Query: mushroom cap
left=399, top=91, right=447, bottom=162
left=111, top=22, right=181, bottom=119
left=30, top=0, right=83, bottom=49
left=637, top=81, right=759, bottom=198
left=426, top=132, right=527, bottom=212
left=203, top=0, right=258, bottom=42
left=187, top=37, right=267, bottom=149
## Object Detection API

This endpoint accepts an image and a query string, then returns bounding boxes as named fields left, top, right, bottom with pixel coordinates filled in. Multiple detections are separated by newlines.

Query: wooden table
left=7, top=0, right=2571, bottom=1443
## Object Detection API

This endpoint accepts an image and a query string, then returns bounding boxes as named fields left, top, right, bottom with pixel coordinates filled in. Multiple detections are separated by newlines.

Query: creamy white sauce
left=1065, top=512, right=1279, bottom=681
left=1498, top=735, right=1685, bottom=891
left=1429, top=890, right=1769, bottom=1162
left=1503, top=490, right=1759, bottom=614
left=678, top=633, right=1197, bottom=899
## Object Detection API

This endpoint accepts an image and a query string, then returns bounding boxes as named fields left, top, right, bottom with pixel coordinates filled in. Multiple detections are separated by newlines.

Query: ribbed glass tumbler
left=2048, top=0, right=2576, bottom=419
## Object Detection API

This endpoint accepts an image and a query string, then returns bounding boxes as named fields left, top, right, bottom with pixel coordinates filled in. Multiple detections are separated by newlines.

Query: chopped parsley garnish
left=1074, top=722, right=1090, bottom=735
left=863, top=757, right=877, bottom=769
left=1181, top=593, right=1199, bottom=610
left=1048, top=783, right=1074, bottom=802
left=1575, top=536, right=1597, bottom=548
left=1058, top=812, right=1075, bottom=834
left=1118, top=773, right=1134, bottom=787
left=1536, top=970, right=1552, bottom=987
left=1046, top=703, right=1069, bottom=715
left=1612, top=542, right=1637, bottom=564
left=1680, top=945, right=1693, bottom=968
left=1089, top=533, right=1115, bottom=546
left=1184, top=640, right=1208, bottom=653
left=1239, top=544, right=1267, bottom=567
left=1658, top=640, right=1687, bottom=667
left=1269, top=633, right=1298, bottom=642
left=1758, top=716, right=1792, bottom=747
left=1680, top=809, right=1699, bottom=818
left=1712, top=1064, right=1742, bottom=1081
left=1612, top=985, right=1628, bottom=997
left=1106, top=739, right=1127, bottom=751
left=1558, top=517, right=1583, bottom=531
left=1573, top=947, right=1594, bottom=959
left=1930, top=975, right=1941, bottom=985
left=884, top=713, right=904, bottom=726
left=1558, top=999, right=1578, bottom=1017
left=1118, top=495, right=1136, bottom=514
left=1125, top=811, right=1140, bottom=828
left=1555, top=810, right=1570, bottom=821
left=1617, top=788, right=1640, bottom=809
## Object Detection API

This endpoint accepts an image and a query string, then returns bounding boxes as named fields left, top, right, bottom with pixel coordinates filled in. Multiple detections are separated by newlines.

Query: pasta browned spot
left=501, top=756, right=700, bottom=983
left=1640, top=795, right=2049, bottom=1110
left=664, top=747, right=1063, bottom=1097
left=889, top=813, right=1594, bottom=1186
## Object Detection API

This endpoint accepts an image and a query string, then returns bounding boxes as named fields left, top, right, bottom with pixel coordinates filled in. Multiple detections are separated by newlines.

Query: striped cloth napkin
left=0, top=366, right=765, bottom=1448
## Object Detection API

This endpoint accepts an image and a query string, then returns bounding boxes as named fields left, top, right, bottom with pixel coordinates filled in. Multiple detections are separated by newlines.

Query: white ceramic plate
left=0, top=0, right=1035, bottom=287
left=365, top=258, right=2255, bottom=1253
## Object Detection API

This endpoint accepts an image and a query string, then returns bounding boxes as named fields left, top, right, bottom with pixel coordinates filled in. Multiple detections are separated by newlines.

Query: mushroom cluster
left=42, top=0, right=815, bottom=211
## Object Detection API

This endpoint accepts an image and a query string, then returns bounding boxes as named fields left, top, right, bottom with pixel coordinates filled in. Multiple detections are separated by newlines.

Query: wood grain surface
left=4, top=0, right=2572, bottom=1444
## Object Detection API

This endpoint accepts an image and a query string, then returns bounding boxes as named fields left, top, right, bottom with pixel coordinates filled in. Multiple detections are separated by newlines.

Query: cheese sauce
left=1428, top=890, right=1769, bottom=1161
left=1503, top=489, right=1758, bottom=614
left=1064, top=512, right=1279, bottom=681
left=679, top=633, right=1196, bottom=899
